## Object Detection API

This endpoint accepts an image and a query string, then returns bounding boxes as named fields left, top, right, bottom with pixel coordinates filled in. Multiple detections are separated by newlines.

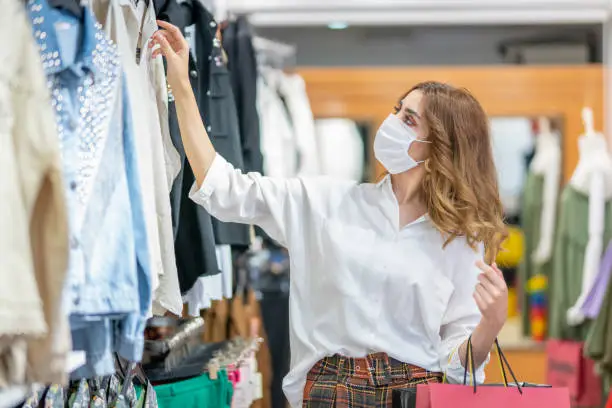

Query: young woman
left=150, top=21, right=509, bottom=408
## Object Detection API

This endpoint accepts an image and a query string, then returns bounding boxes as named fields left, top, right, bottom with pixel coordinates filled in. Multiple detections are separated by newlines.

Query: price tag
left=184, top=25, right=196, bottom=61
left=208, top=360, right=219, bottom=380
left=252, top=372, right=263, bottom=400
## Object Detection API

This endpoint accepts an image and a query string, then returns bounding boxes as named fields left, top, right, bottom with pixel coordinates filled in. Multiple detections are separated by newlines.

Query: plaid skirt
left=302, top=353, right=443, bottom=408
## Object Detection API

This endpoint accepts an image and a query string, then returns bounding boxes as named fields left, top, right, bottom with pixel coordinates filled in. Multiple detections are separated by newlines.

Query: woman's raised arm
left=151, top=20, right=215, bottom=188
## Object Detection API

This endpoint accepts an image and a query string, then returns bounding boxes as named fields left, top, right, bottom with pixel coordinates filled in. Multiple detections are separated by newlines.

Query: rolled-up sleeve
left=189, top=153, right=304, bottom=246
left=439, top=243, right=490, bottom=384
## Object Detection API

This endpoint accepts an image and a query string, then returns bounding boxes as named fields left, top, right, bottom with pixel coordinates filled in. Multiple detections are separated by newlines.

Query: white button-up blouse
left=190, top=154, right=487, bottom=408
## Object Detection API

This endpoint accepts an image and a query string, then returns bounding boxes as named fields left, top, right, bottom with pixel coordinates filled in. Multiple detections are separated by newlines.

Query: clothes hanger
left=582, top=106, right=596, bottom=138
left=534, top=116, right=558, bottom=153
left=538, top=116, right=551, bottom=135
left=207, top=336, right=262, bottom=378
left=115, top=354, right=149, bottom=386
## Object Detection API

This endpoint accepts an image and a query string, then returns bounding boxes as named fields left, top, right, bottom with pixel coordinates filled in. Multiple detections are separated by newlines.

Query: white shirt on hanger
left=529, top=131, right=561, bottom=264
left=190, top=154, right=487, bottom=408
left=257, top=71, right=297, bottom=178
left=182, top=245, right=234, bottom=316
left=315, top=118, right=365, bottom=182
left=92, top=0, right=183, bottom=316
left=277, top=73, right=320, bottom=176
left=216, top=244, right=234, bottom=299
left=489, top=117, right=534, bottom=216
left=182, top=274, right=223, bottom=316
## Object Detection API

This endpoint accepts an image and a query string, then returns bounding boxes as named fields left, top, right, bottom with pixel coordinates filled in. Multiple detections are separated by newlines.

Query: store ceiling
left=225, top=0, right=612, bottom=26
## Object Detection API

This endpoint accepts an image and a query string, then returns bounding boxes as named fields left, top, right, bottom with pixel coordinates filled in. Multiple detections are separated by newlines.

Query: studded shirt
left=28, top=0, right=152, bottom=375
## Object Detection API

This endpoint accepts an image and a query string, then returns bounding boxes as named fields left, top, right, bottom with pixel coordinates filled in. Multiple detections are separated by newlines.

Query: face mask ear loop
left=410, top=138, right=431, bottom=166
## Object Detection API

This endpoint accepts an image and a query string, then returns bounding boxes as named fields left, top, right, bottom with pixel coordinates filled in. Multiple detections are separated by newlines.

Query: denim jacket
left=28, top=0, right=151, bottom=376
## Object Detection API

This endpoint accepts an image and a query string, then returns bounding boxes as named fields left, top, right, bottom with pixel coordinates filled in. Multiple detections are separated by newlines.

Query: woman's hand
left=474, top=260, right=508, bottom=332
left=150, top=20, right=190, bottom=93
left=457, top=261, right=508, bottom=371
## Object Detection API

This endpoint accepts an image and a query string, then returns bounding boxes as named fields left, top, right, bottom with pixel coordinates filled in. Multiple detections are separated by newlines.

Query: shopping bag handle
left=462, top=336, right=523, bottom=395
left=494, top=338, right=522, bottom=394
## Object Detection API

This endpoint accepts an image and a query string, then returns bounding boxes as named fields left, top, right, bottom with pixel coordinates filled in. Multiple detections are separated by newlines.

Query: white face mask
left=373, top=113, right=431, bottom=174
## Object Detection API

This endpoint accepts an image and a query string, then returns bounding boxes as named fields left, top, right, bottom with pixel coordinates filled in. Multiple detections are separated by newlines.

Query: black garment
left=222, top=17, right=264, bottom=174
left=156, top=0, right=220, bottom=294
left=224, top=19, right=276, bottom=242
left=254, top=247, right=291, bottom=408
left=190, top=2, right=250, bottom=246
left=143, top=342, right=227, bottom=383
left=260, top=290, right=290, bottom=408
left=173, top=135, right=220, bottom=293
left=154, top=0, right=191, bottom=29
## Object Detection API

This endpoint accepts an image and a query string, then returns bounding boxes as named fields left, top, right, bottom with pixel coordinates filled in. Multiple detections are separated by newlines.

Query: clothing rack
left=253, top=36, right=296, bottom=69
left=252, top=36, right=295, bottom=58
left=207, top=337, right=263, bottom=376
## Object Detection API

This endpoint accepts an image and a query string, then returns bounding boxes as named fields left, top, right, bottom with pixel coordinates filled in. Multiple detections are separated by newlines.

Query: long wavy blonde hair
left=395, top=81, right=507, bottom=264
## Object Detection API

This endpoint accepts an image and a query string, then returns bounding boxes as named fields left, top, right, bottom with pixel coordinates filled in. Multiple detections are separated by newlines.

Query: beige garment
left=0, top=338, right=28, bottom=387
left=0, top=0, right=45, bottom=341
left=0, top=0, right=70, bottom=386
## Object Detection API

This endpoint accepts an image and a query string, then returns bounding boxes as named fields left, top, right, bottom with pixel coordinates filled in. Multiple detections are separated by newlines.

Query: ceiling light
left=328, top=21, right=349, bottom=30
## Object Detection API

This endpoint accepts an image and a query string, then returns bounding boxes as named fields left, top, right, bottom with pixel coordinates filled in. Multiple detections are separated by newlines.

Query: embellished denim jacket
left=28, top=0, right=151, bottom=376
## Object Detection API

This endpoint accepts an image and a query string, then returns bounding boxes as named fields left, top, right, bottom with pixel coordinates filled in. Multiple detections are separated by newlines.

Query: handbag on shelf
left=392, top=337, right=569, bottom=408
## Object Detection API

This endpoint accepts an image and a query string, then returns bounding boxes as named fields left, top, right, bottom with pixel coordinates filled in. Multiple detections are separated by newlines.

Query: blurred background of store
left=210, top=1, right=612, bottom=405
left=9, top=1, right=612, bottom=407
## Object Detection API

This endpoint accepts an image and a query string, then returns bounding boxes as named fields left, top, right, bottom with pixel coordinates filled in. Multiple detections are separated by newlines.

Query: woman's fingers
left=156, top=19, right=181, bottom=35
left=156, top=20, right=188, bottom=48
left=150, top=20, right=190, bottom=61
left=474, top=260, right=509, bottom=328
left=150, top=32, right=174, bottom=58
left=475, top=283, right=494, bottom=304
left=491, top=263, right=507, bottom=286
left=473, top=289, right=487, bottom=311
left=488, top=267, right=507, bottom=290
left=151, top=30, right=188, bottom=58
left=156, top=30, right=183, bottom=48
left=151, top=31, right=175, bottom=59
left=477, top=273, right=498, bottom=295
left=476, top=260, right=507, bottom=290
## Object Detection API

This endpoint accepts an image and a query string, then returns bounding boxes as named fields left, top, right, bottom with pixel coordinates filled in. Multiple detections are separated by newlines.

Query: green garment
left=151, top=371, right=233, bottom=408
left=518, top=172, right=554, bottom=336
left=549, top=186, right=612, bottom=341
left=585, top=276, right=612, bottom=390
